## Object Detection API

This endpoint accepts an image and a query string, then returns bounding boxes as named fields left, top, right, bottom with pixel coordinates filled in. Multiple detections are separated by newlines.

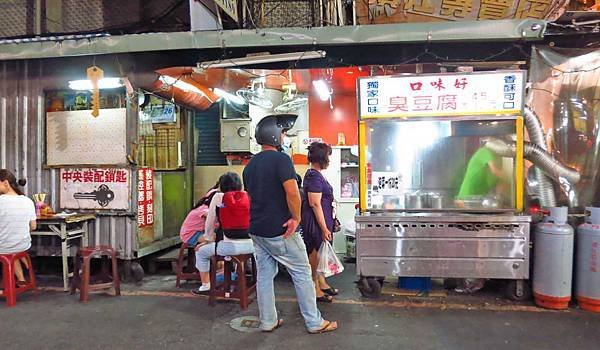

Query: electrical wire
left=537, top=59, right=600, bottom=74
left=532, top=47, right=600, bottom=74
left=196, top=50, right=322, bottom=83
left=162, top=44, right=541, bottom=103
left=194, top=43, right=532, bottom=81
left=529, top=87, right=560, bottom=97
left=148, top=74, right=184, bottom=95
left=548, top=21, right=600, bottom=29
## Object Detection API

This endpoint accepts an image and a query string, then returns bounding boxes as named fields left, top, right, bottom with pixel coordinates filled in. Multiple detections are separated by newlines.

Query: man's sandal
left=321, top=287, right=339, bottom=296
left=307, top=320, right=338, bottom=334
left=317, top=295, right=333, bottom=303
left=262, top=319, right=284, bottom=332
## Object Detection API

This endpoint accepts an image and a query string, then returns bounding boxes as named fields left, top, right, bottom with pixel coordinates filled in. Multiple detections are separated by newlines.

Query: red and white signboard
left=60, top=168, right=130, bottom=210
left=137, top=168, right=154, bottom=228
left=359, top=71, right=525, bottom=118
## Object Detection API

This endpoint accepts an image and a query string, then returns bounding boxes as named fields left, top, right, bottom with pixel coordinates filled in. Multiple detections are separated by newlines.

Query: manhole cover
left=229, top=316, right=262, bottom=333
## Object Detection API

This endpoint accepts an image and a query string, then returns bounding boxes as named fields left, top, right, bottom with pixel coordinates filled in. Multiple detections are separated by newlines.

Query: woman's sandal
left=262, top=319, right=284, bottom=332
left=321, top=287, right=339, bottom=296
left=316, top=294, right=333, bottom=303
left=308, top=320, right=338, bottom=334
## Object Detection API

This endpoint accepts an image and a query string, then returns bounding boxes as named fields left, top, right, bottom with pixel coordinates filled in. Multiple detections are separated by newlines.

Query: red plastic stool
left=175, top=243, right=201, bottom=287
left=209, top=254, right=256, bottom=310
left=70, top=246, right=120, bottom=302
left=0, top=251, right=36, bottom=307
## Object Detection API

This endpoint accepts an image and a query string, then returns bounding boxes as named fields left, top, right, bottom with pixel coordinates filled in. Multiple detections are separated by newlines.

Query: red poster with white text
left=137, top=168, right=154, bottom=227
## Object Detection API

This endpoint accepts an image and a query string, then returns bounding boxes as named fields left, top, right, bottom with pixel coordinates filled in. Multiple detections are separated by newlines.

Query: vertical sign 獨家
left=137, top=168, right=154, bottom=227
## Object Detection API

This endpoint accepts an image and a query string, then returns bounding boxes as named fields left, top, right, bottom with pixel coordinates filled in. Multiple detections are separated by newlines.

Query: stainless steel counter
left=355, top=213, right=531, bottom=280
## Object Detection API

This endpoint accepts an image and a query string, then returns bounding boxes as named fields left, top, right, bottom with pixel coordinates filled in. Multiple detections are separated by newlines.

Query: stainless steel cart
left=355, top=71, right=531, bottom=299
left=355, top=212, right=530, bottom=298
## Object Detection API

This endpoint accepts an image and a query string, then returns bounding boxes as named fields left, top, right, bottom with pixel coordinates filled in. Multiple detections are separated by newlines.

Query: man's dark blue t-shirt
left=243, top=150, right=297, bottom=238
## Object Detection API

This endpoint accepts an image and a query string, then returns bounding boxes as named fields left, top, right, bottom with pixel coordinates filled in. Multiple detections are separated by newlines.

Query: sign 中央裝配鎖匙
left=359, top=71, right=524, bottom=118
left=60, top=168, right=130, bottom=210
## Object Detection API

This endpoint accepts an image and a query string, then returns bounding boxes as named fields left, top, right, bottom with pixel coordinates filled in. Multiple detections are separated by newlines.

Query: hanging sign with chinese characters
left=137, top=168, right=155, bottom=228
left=357, top=0, right=568, bottom=24
left=60, top=168, right=131, bottom=210
left=359, top=71, right=525, bottom=119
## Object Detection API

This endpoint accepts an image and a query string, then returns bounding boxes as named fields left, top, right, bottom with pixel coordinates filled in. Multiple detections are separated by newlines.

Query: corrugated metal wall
left=0, top=59, right=138, bottom=259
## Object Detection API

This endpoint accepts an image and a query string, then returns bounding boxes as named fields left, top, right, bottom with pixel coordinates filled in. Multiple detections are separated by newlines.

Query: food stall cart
left=41, top=84, right=195, bottom=281
left=355, top=71, right=532, bottom=300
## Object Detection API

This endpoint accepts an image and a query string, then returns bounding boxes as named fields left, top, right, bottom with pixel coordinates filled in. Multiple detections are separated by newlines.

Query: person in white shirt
left=0, top=169, right=37, bottom=283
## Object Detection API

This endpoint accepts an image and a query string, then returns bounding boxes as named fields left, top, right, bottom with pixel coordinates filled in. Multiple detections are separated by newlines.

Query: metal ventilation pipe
left=524, top=107, right=557, bottom=207
left=485, top=139, right=581, bottom=185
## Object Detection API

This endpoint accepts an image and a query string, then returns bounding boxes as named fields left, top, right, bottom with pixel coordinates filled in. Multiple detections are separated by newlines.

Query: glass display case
left=363, top=117, right=521, bottom=211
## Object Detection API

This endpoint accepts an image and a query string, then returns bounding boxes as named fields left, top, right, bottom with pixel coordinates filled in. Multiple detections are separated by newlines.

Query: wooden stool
left=175, top=243, right=201, bottom=287
left=0, top=251, right=36, bottom=307
left=70, top=246, right=120, bottom=302
left=209, top=254, right=256, bottom=310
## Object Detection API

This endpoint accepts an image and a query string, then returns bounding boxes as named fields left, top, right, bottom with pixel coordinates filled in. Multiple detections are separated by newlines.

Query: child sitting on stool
left=179, top=183, right=219, bottom=247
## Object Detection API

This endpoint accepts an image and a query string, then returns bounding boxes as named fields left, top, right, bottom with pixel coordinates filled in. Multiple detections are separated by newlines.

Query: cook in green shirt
left=457, top=147, right=503, bottom=199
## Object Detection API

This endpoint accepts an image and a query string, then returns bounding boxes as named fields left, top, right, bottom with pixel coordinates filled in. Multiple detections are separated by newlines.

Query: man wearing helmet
left=243, top=114, right=338, bottom=334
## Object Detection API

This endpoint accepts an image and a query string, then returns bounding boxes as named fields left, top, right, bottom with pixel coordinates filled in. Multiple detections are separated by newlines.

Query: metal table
left=32, top=214, right=96, bottom=291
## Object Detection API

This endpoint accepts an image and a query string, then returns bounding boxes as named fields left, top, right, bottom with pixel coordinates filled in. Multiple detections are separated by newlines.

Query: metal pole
left=319, top=0, right=323, bottom=26
left=34, top=0, right=42, bottom=35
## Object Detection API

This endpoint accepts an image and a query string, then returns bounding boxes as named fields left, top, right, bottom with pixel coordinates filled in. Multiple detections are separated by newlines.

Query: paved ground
left=2, top=262, right=600, bottom=350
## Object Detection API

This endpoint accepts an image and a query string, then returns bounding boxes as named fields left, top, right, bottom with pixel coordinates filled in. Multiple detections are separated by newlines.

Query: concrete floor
left=2, top=291, right=599, bottom=350
left=2, top=262, right=600, bottom=350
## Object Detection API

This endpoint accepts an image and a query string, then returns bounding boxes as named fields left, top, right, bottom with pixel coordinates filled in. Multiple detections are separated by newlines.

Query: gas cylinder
left=533, top=207, right=574, bottom=310
left=576, top=207, right=600, bottom=312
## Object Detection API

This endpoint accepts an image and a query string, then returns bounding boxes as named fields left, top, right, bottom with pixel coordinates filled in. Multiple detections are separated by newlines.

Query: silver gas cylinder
left=533, top=207, right=574, bottom=310
left=576, top=207, right=600, bottom=312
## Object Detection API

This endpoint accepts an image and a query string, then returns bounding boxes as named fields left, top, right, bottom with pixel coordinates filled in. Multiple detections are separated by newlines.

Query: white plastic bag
left=317, top=241, right=344, bottom=277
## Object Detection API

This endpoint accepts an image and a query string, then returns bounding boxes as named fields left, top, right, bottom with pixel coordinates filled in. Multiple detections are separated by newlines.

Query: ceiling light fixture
left=68, top=78, right=123, bottom=90
left=312, top=80, right=331, bottom=102
left=195, top=50, right=326, bottom=71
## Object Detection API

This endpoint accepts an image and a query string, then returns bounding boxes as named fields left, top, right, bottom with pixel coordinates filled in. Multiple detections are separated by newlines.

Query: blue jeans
left=195, top=240, right=255, bottom=272
left=251, top=232, right=324, bottom=331
left=186, top=231, right=203, bottom=246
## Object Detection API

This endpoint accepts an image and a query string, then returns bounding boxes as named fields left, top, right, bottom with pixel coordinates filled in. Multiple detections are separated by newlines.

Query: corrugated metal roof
left=0, top=19, right=547, bottom=61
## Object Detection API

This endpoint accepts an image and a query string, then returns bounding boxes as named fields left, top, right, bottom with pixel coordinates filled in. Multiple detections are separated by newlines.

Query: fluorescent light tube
left=213, top=88, right=246, bottom=105
left=312, top=80, right=331, bottom=101
left=195, top=50, right=326, bottom=71
left=68, top=78, right=123, bottom=90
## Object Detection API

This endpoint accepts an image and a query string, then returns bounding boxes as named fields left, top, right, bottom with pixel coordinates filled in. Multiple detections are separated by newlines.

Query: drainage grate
left=229, top=316, right=262, bottom=333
